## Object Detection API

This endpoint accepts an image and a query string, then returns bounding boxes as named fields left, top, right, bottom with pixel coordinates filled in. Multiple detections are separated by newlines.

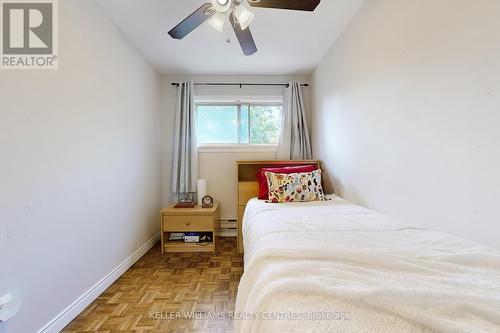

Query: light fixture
left=234, top=4, right=254, bottom=30
left=212, top=0, right=231, bottom=13
left=208, top=12, right=226, bottom=33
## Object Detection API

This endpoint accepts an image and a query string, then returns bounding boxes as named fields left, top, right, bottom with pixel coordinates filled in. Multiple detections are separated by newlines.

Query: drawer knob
left=186, top=221, right=191, bottom=226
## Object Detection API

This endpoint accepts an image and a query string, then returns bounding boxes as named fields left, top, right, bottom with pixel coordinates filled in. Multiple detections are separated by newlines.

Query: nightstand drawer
left=163, top=215, right=212, bottom=231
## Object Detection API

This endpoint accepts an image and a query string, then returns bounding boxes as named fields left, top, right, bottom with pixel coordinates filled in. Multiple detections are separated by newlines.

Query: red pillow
left=257, top=165, right=318, bottom=200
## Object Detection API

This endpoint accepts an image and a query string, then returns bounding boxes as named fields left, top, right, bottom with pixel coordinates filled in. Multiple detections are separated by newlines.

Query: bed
left=235, top=195, right=500, bottom=333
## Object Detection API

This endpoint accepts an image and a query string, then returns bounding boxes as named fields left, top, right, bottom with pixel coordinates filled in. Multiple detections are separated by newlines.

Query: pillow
left=257, top=165, right=317, bottom=200
left=265, top=169, right=326, bottom=203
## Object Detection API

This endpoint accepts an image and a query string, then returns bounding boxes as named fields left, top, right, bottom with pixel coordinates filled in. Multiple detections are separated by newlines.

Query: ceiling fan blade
left=247, top=0, right=321, bottom=11
left=168, top=3, right=215, bottom=39
left=230, top=13, right=257, bottom=56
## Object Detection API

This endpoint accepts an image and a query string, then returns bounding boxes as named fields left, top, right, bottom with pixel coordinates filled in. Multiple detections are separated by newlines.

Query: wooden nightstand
left=160, top=202, right=219, bottom=254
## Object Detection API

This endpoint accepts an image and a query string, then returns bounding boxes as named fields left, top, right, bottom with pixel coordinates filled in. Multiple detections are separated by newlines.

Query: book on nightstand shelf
left=168, top=233, right=184, bottom=241
left=167, top=232, right=213, bottom=243
left=184, top=233, right=199, bottom=243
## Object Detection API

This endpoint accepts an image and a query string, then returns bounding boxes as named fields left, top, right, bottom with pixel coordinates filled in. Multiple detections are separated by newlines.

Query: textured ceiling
left=97, top=0, right=365, bottom=74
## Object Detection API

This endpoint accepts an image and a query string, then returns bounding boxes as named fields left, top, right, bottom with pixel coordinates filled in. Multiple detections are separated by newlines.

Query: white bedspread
left=235, top=195, right=500, bottom=333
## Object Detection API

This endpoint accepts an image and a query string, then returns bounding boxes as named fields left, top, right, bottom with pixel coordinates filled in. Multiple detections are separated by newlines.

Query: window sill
left=198, top=144, right=279, bottom=153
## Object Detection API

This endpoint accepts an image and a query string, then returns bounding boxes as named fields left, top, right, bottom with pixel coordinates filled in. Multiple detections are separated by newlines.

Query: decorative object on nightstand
left=160, top=202, right=220, bottom=254
left=202, top=195, right=214, bottom=208
left=174, top=192, right=196, bottom=208
left=197, top=179, right=207, bottom=205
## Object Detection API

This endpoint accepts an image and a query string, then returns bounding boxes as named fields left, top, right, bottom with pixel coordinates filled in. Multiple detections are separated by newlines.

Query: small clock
left=201, top=195, right=214, bottom=208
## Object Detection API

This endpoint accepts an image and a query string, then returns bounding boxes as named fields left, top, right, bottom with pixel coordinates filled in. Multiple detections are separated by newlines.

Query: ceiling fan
left=168, top=0, right=321, bottom=56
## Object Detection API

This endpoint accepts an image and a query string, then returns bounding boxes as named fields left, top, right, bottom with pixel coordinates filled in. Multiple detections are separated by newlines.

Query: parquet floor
left=63, top=237, right=243, bottom=333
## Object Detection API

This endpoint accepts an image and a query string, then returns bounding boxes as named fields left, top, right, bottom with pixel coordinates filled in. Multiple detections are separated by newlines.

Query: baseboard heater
left=218, top=218, right=237, bottom=237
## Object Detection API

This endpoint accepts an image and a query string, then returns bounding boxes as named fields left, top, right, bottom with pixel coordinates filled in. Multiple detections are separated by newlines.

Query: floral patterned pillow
left=265, top=170, right=326, bottom=203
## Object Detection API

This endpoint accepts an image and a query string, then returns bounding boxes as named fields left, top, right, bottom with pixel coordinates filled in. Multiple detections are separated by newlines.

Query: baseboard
left=37, top=233, right=160, bottom=333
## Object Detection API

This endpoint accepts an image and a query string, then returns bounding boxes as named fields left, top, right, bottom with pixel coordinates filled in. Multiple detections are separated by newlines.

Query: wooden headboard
left=236, top=160, right=322, bottom=253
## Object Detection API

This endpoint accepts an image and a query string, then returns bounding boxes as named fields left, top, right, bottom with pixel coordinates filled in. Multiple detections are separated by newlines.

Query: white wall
left=197, top=149, right=276, bottom=219
left=161, top=74, right=310, bottom=218
left=311, top=0, right=500, bottom=249
left=0, top=1, right=161, bottom=332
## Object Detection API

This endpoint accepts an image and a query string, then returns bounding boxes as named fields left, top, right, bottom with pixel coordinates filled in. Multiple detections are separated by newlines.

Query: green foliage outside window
left=197, top=104, right=282, bottom=145
left=249, top=105, right=282, bottom=144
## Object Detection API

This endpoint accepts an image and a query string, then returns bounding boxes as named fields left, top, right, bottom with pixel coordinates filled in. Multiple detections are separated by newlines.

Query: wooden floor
left=63, top=237, right=243, bottom=333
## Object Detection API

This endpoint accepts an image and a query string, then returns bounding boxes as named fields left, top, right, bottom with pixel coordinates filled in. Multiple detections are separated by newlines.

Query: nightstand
left=160, top=202, right=219, bottom=254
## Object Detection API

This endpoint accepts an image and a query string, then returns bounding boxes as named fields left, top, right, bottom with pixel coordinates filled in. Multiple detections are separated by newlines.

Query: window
left=197, top=103, right=283, bottom=145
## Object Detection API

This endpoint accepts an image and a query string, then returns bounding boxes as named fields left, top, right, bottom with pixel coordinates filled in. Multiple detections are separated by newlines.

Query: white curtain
left=277, top=80, right=313, bottom=160
left=171, top=81, right=198, bottom=193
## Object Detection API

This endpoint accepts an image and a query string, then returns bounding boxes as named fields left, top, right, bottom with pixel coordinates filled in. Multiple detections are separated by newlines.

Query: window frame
left=196, top=101, right=283, bottom=151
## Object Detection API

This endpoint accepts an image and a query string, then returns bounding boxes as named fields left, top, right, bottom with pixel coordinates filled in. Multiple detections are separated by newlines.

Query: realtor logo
left=1, top=0, right=58, bottom=69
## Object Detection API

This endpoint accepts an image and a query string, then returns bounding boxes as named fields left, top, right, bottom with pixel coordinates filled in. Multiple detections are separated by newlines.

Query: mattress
left=235, top=195, right=500, bottom=333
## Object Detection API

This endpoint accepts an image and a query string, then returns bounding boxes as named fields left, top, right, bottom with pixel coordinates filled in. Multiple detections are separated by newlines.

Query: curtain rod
left=170, top=82, right=310, bottom=88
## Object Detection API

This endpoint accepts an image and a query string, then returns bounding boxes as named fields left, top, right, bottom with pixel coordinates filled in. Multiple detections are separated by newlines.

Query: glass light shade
left=208, top=12, right=226, bottom=33
left=234, top=4, right=254, bottom=30
left=212, top=0, right=231, bottom=12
